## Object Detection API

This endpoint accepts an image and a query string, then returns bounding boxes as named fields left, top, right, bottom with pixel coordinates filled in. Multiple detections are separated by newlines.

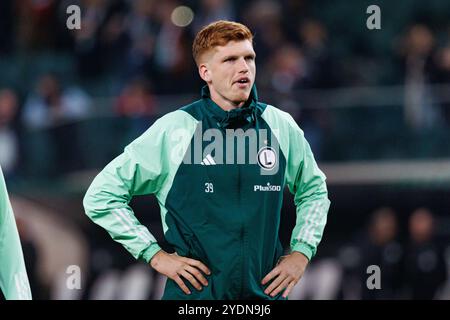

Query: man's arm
left=83, top=119, right=168, bottom=263
left=0, top=167, right=32, bottom=300
left=262, top=111, right=330, bottom=298
left=83, top=112, right=211, bottom=294
left=286, top=120, right=330, bottom=261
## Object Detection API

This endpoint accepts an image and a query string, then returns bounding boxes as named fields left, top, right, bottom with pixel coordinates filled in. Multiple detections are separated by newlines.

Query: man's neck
left=209, top=88, right=246, bottom=111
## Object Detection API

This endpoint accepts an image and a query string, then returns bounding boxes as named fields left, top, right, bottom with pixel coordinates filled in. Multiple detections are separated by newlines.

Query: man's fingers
left=270, top=277, right=292, bottom=297
left=184, top=257, right=211, bottom=275
left=261, top=267, right=281, bottom=285
left=264, top=273, right=287, bottom=295
left=185, top=265, right=209, bottom=286
left=180, top=270, right=203, bottom=291
left=282, top=281, right=296, bottom=298
left=173, top=275, right=191, bottom=295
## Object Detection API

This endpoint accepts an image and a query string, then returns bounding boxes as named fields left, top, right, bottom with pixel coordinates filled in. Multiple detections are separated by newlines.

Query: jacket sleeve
left=83, top=118, right=170, bottom=263
left=0, top=167, right=32, bottom=300
left=284, top=116, right=331, bottom=261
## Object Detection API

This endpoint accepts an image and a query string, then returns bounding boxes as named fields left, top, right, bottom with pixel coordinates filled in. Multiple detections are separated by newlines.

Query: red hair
left=192, top=20, right=253, bottom=65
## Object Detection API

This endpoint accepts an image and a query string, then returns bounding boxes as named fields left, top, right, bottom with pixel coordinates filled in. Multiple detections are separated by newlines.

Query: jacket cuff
left=291, top=242, right=314, bottom=261
left=140, top=243, right=162, bottom=263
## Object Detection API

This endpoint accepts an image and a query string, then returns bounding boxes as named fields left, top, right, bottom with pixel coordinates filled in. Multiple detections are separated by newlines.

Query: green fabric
left=83, top=85, right=330, bottom=299
left=160, top=90, right=287, bottom=299
left=83, top=110, right=199, bottom=263
left=0, top=166, right=32, bottom=300
left=262, top=105, right=331, bottom=260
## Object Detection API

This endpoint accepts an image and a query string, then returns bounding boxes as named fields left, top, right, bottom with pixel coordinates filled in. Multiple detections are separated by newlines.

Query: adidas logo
left=201, top=154, right=216, bottom=165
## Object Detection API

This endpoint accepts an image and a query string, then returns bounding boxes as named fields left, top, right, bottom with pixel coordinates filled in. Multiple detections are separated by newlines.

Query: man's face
left=199, top=40, right=256, bottom=109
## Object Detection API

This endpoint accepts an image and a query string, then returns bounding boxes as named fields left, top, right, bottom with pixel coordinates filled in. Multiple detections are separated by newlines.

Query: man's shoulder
left=151, top=107, right=200, bottom=131
left=131, top=108, right=199, bottom=146
left=179, top=99, right=205, bottom=121
left=127, top=108, right=199, bottom=152
left=260, top=103, right=299, bottom=129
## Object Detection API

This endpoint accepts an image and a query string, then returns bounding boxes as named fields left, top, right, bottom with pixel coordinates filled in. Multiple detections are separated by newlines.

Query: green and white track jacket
left=84, top=85, right=330, bottom=299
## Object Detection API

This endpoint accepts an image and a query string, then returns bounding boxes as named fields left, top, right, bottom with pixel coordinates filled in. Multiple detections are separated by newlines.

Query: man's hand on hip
left=261, top=251, right=309, bottom=298
left=150, top=250, right=211, bottom=295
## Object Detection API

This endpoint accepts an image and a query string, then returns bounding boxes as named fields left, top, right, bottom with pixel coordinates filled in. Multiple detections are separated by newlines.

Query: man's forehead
left=198, top=40, right=255, bottom=64
left=213, top=40, right=255, bottom=55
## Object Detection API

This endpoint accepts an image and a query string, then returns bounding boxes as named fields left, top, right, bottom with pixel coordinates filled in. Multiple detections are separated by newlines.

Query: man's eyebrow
left=222, top=55, right=238, bottom=60
left=222, top=53, right=256, bottom=60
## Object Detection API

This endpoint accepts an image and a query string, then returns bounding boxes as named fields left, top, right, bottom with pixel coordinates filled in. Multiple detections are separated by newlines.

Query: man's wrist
left=291, top=242, right=314, bottom=261
left=141, top=243, right=163, bottom=264
left=291, top=250, right=309, bottom=263
left=149, top=249, right=164, bottom=268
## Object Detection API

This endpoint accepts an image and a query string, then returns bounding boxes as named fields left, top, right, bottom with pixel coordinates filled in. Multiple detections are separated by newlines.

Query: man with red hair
left=84, top=20, right=330, bottom=300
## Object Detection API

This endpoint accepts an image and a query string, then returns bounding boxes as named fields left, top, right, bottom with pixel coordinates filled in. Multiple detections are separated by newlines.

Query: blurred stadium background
left=0, top=0, right=449, bottom=300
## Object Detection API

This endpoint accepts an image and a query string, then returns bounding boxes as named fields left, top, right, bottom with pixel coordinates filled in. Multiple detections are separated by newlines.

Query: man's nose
left=237, top=57, right=249, bottom=73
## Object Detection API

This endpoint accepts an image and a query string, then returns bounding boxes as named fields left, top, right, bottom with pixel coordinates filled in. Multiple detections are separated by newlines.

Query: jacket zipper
left=238, top=137, right=250, bottom=298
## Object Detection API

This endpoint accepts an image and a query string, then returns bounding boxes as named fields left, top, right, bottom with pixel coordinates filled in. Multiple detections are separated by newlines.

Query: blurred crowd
left=335, top=207, right=448, bottom=300
left=0, top=0, right=449, bottom=300
left=0, top=0, right=450, bottom=176
left=1, top=0, right=449, bottom=90
left=1, top=0, right=450, bottom=177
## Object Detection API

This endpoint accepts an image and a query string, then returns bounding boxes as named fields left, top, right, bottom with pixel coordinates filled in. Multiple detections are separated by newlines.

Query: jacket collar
left=201, top=84, right=259, bottom=128
left=201, top=83, right=259, bottom=102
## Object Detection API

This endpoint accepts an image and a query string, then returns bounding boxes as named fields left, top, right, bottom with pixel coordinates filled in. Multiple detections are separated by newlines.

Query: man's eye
left=246, top=56, right=255, bottom=61
left=224, top=58, right=235, bottom=62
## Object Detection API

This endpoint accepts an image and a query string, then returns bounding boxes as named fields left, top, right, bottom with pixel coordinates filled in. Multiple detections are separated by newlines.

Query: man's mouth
left=234, top=77, right=251, bottom=88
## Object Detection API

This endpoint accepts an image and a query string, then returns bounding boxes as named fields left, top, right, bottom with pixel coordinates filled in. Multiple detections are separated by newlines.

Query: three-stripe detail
left=200, top=154, right=216, bottom=166
left=295, top=200, right=327, bottom=245
left=14, top=272, right=31, bottom=300
left=112, top=208, right=155, bottom=245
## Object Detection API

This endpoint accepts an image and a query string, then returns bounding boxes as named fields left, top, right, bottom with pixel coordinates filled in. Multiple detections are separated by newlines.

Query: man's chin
left=233, top=92, right=251, bottom=105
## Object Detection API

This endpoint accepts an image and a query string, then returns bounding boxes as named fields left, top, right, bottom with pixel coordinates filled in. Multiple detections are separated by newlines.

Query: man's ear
left=199, top=63, right=211, bottom=83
